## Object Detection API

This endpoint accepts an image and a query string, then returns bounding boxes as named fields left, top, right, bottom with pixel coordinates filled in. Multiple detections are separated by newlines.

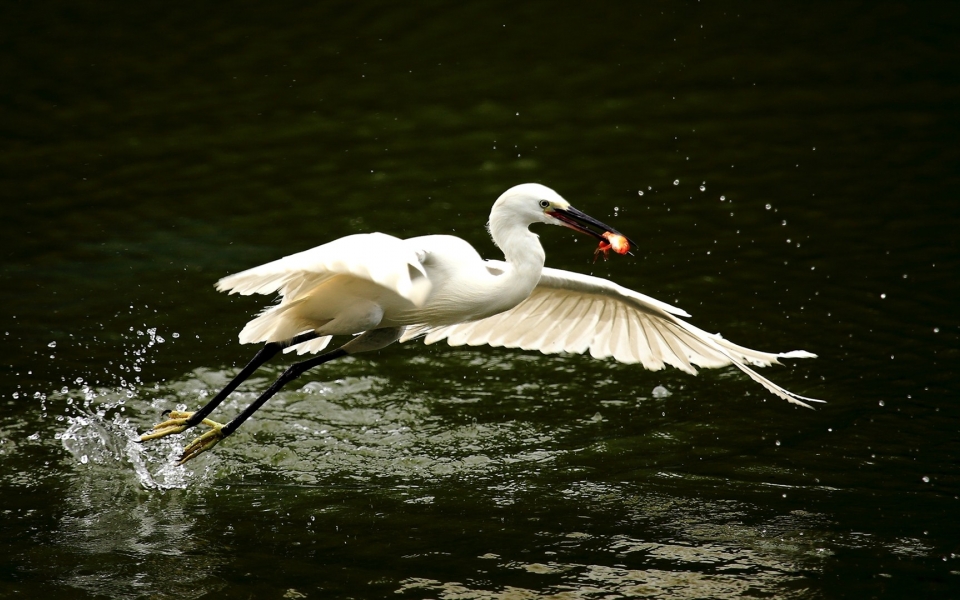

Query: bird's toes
left=165, top=410, right=195, bottom=420
left=140, top=420, right=189, bottom=441
left=138, top=411, right=197, bottom=442
left=177, top=425, right=225, bottom=465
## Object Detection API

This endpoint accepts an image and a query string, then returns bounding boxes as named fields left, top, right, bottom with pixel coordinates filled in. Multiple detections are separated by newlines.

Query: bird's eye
left=539, top=200, right=550, bottom=209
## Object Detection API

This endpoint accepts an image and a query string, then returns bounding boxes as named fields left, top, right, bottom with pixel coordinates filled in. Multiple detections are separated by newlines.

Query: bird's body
left=222, top=231, right=539, bottom=349
left=142, top=183, right=821, bottom=463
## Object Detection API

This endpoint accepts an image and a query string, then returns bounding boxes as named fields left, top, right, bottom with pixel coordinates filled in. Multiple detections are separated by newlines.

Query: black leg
left=176, top=346, right=348, bottom=463
left=181, top=330, right=322, bottom=428
left=141, top=331, right=323, bottom=443
left=173, top=327, right=403, bottom=463
left=221, top=347, right=348, bottom=437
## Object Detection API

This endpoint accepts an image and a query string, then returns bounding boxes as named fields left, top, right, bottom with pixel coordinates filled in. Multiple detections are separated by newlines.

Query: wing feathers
left=401, top=267, right=819, bottom=407
left=216, top=233, right=431, bottom=307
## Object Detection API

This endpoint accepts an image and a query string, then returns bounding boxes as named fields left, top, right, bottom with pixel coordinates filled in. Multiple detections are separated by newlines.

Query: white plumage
left=217, top=183, right=821, bottom=408
left=142, top=183, right=821, bottom=464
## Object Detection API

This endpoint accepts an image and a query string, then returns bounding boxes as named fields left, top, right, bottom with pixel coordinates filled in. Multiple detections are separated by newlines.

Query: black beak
left=548, top=206, right=638, bottom=253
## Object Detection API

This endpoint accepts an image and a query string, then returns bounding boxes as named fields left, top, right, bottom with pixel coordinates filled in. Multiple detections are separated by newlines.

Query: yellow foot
left=139, top=410, right=223, bottom=442
left=178, top=422, right=226, bottom=465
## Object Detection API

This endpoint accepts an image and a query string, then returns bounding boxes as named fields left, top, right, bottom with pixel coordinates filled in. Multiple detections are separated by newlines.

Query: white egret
left=141, top=183, right=821, bottom=463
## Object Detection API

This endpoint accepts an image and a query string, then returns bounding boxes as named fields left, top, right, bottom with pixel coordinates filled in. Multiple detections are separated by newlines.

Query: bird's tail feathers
left=283, top=335, right=333, bottom=355
left=238, top=301, right=331, bottom=346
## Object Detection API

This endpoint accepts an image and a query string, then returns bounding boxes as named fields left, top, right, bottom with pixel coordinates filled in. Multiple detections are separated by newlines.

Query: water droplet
left=880, top=293, right=886, bottom=299
left=80, top=455, right=89, bottom=464
left=48, top=341, right=56, bottom=348
left=765, top=203, right=772, bottom=210
left=720, top=195, right=726, bottom=201
left=172, top=332, right=180, bottom=338
left=922, top=476, right=930, bottom=483
left=673, top=179, right=679, bottom=185
left=775, top=440, right=781, bottom=446
left=652, top=385, right=671, bottom=398
left=933, top=327, right=939, bottom=333
left=699, top=185, right=706, bottom=191
left=638, top=190, right=644, bottom=196
left=879, top=400, right=885, bottom=407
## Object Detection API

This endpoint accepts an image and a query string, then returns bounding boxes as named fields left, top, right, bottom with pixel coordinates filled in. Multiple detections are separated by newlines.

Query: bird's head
left=491, top=183, right=636, bottom=259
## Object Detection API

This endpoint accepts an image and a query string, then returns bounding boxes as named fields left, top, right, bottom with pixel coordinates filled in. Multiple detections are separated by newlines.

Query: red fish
left=594, top=232, right=631, bottom=262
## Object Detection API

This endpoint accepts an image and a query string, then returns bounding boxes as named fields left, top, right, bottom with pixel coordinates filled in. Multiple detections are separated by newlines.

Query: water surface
left=2, top=2, right=959, bottom=598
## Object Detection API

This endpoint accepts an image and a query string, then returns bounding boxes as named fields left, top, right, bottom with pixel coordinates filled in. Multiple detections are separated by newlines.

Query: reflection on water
left=53, top=471, right=225, bottom=599
left=47, top=381, right=218, bottom=596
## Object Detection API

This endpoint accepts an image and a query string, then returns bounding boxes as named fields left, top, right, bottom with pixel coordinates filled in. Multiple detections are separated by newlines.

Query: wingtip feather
left=779, top=350, right=817, bottom=359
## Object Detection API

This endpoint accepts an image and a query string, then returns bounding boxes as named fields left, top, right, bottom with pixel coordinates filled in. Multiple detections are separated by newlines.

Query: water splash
left=43, top=325, right=199, bottom=490
left=52, top=361, right=584, bottom=490
left=57, top=385, right=191, bottom=490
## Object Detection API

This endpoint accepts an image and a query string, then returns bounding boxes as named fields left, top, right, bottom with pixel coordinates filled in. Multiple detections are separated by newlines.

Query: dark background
left=2, top=2, right=958, bottom=598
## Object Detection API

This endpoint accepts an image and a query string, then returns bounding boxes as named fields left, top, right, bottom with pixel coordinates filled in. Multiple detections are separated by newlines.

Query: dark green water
left=2, top=2, right=959, bottom=598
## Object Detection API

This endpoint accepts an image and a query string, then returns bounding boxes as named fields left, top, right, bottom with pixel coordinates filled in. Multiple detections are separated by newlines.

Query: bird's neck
left=490, top=219, right=546, bottom=292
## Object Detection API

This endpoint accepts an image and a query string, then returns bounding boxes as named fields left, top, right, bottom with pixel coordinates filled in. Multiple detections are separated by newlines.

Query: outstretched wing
left=217, top=233, right=432, bottom=353
left=400, top=264, right=821, bottom=408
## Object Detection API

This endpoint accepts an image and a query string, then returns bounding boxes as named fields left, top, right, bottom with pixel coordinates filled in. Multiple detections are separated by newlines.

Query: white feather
left=216, top=184, right=819, bottom=407
left=399, top=266, right=820, bottom=408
